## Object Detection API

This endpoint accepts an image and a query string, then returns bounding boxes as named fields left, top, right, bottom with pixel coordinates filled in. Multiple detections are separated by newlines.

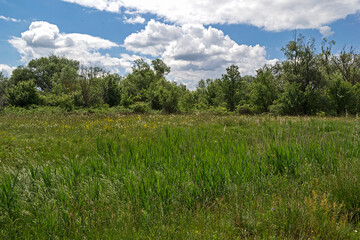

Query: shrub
left=130, top=102, right=150, bottom=113
left=6, top=80, right=41, bottom=107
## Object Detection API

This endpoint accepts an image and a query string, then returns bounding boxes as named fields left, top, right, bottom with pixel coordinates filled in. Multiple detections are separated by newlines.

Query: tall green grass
left=0, top=113, right=360, bottom=239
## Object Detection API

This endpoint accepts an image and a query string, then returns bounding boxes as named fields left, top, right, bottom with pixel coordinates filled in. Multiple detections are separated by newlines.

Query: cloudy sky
left=1, top=0, right=360, bottom=88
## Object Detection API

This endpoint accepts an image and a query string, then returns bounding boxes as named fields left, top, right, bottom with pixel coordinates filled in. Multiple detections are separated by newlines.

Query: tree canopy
left=2, top=35, right=360, bottom=116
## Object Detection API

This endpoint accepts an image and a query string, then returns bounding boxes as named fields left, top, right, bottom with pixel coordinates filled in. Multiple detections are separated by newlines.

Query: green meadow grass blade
left=0, top=113, right=360, bottom=239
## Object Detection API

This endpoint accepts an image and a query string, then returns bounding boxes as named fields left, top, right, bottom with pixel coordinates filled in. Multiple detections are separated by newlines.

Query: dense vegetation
left=1, top=35, right=360, bottom=116
left=1, top=113, right=360, bottom=239
left=2, top=34, right=360, bottom=239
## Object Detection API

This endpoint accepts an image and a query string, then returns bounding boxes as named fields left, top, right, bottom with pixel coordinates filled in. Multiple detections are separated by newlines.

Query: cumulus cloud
left=9, top=21, right=140, bottom=73
left=0, top=64, right=16, bottom=76
left=62, top=0, right=360, bottom=32
left=9, top=21, right=277, bottom=89
left=123, top=16, right=146, bottom=24
left=0, top=15, right=21, bottom=22
left=125, top=20, right=277, bottom=89
left=319, top=26, right=335, bottom=37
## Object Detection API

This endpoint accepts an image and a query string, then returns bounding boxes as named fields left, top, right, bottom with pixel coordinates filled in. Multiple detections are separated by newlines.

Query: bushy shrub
left=209, top=106, right=229, bottom=115
left=328, top=76, right=356, bottom=115
left=130, top=102, right=150, bottom=113
left=236, top=102, right=254, bottom=114
left=6, top=80, right=41, bottom=107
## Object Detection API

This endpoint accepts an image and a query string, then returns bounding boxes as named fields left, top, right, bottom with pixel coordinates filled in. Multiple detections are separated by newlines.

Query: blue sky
left=1, top=0, right=360, bottom=88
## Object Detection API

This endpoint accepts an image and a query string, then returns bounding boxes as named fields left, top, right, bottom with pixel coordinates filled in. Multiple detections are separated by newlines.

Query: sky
left=1, top=0, right=360, bottom=89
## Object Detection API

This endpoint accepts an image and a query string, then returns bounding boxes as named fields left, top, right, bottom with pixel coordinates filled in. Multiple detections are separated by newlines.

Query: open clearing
left=1, top=113, right=360, bottom=239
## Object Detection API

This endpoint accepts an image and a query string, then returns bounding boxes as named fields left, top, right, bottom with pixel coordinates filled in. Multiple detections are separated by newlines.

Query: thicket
left=2, top=35, right=360, bottom=116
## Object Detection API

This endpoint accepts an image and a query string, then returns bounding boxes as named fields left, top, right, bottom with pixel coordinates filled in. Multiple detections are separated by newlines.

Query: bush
left=328, top=77, right=356, bottom=115
left=208, top=106, right=229, bottom=115
left=6, top=80, right=41, bottom=107
left=273, top=83, right=305, bottom=115
left=57, top=94, right=75, bottom=111
left=130, top=102, right=150, bottom=113
left=236, top=103, right=254, bottom=114
left=269, top=103, right=286, bottom=115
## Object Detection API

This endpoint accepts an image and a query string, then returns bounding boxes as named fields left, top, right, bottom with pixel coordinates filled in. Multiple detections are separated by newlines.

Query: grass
left=1, top=111, right=360, bottom=239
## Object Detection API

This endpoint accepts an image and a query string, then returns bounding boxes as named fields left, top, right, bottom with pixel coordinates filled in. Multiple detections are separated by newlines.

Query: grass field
left=1, top=112, right=360, bottom=239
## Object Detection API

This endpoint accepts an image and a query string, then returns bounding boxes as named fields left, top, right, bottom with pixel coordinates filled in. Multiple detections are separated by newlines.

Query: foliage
left=102, top=74, right=121, bottom=107
left=328, top=75, right=356, bottom=114
left=0, top=72, right=10, bottom=107
left=221, top=65, right=244, bottom=111
left=250, top=68, right=279, bottom=113
left=5, top=80, right=41, bottom=107
left=179, top=92, right=195, bottom=112
left=130, top=101, right=150, bottom=113
left=11, top=55, right=79, bottom=92
left=271, top=82, right=305, bottom=115
left=3, top=35, right=360, bottom=116
left=0, top=114, right=359, bottom=238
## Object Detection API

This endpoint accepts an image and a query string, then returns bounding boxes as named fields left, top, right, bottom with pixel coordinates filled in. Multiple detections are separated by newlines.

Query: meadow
left=1, top=111, right=360, bottom=239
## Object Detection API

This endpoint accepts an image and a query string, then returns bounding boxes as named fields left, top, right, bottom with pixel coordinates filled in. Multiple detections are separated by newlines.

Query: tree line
left=1, top=34, right=360, bottom=115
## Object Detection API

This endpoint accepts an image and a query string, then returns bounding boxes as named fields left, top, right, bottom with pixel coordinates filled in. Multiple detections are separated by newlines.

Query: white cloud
left=0, top=64, right=16, bottom=76
left=123, top=16, right=146, bottom=24
left=125, top=20, right=277, bottom=89
left=9, top=21, right=140, bottom=73
left=0, top=15, right=21, bottom=22
left=9, top=21, right=277, bottom=89
left=62, top=0, right=360, bottom=32
left=319, top=26, right=335, bottom=37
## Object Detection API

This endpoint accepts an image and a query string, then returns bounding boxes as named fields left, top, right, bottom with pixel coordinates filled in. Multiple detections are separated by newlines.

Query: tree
left=78, top=66, right=106, bottom=107
left=10, top=56, right=80, bottom=93
left=221, top=65, right=243, bottom=111
left=102, top=74, right=121, bottom=107
left=280, top=34, right=325, bottom=114
left=10, top=66, right=34, bottom=85
left=328, top=75, right=355, bottom=115
left=179, top=91, right=195, bottom=112
left=6, top=80, right=41, bottom=107
left=121, top=59, right=155, bottom=104
left=59, top=65, right=79, bottom=93
left=250, top=68, right=279, bottom=112
left=152, top=59, right=171, bottom=79
left=318, top=38, right=336, bottom=80
left=332, top=47, right=360, bottom=85
left=0, top=72, right=9, bottom=107
left=149, top=79, right=181, bottom=113
left=271, top=82, right=305, bottom=115
left=281, top=34, right=323, bottom=91
left=204, top=79, right=225, bottom=107
left=28, top=55, right=79, bottom=91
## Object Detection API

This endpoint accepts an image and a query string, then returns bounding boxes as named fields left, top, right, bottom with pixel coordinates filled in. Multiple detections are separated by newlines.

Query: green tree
left=318, top=38, right=336, bottom=80
left=271, top=82, right=304, bottom=115
left=250, top=68, right=279, bottom=113
left=148, top=79, right=181, bottom=113
left=0, top=72, right=10, bottom=107
left=179, top=91, right=195, bottom=112
left=102, top=74, right=121, bottom=107
left=221, top=65, right=243, bottom=111
left=59, top=65, right=79, bottom=93
left=77, top=66, right=108, bottom=107
left=10, top=66, right=34, bottom=85
left=332, top=47, right=360, bottom=85
left=121, top=59, right=155, bottom=104
left=280, top=34, right=325, bottom=114
left=193, top=80, right=209, bottom=110
left=204, top=79, right=225, bottom=107
left=152, top=59, right=171, bottom=79
left=328, top=75, right=355, bottom=115
left=27, top=55, right=79, bottom=91
left=6, top=80, right=41, bottom=107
